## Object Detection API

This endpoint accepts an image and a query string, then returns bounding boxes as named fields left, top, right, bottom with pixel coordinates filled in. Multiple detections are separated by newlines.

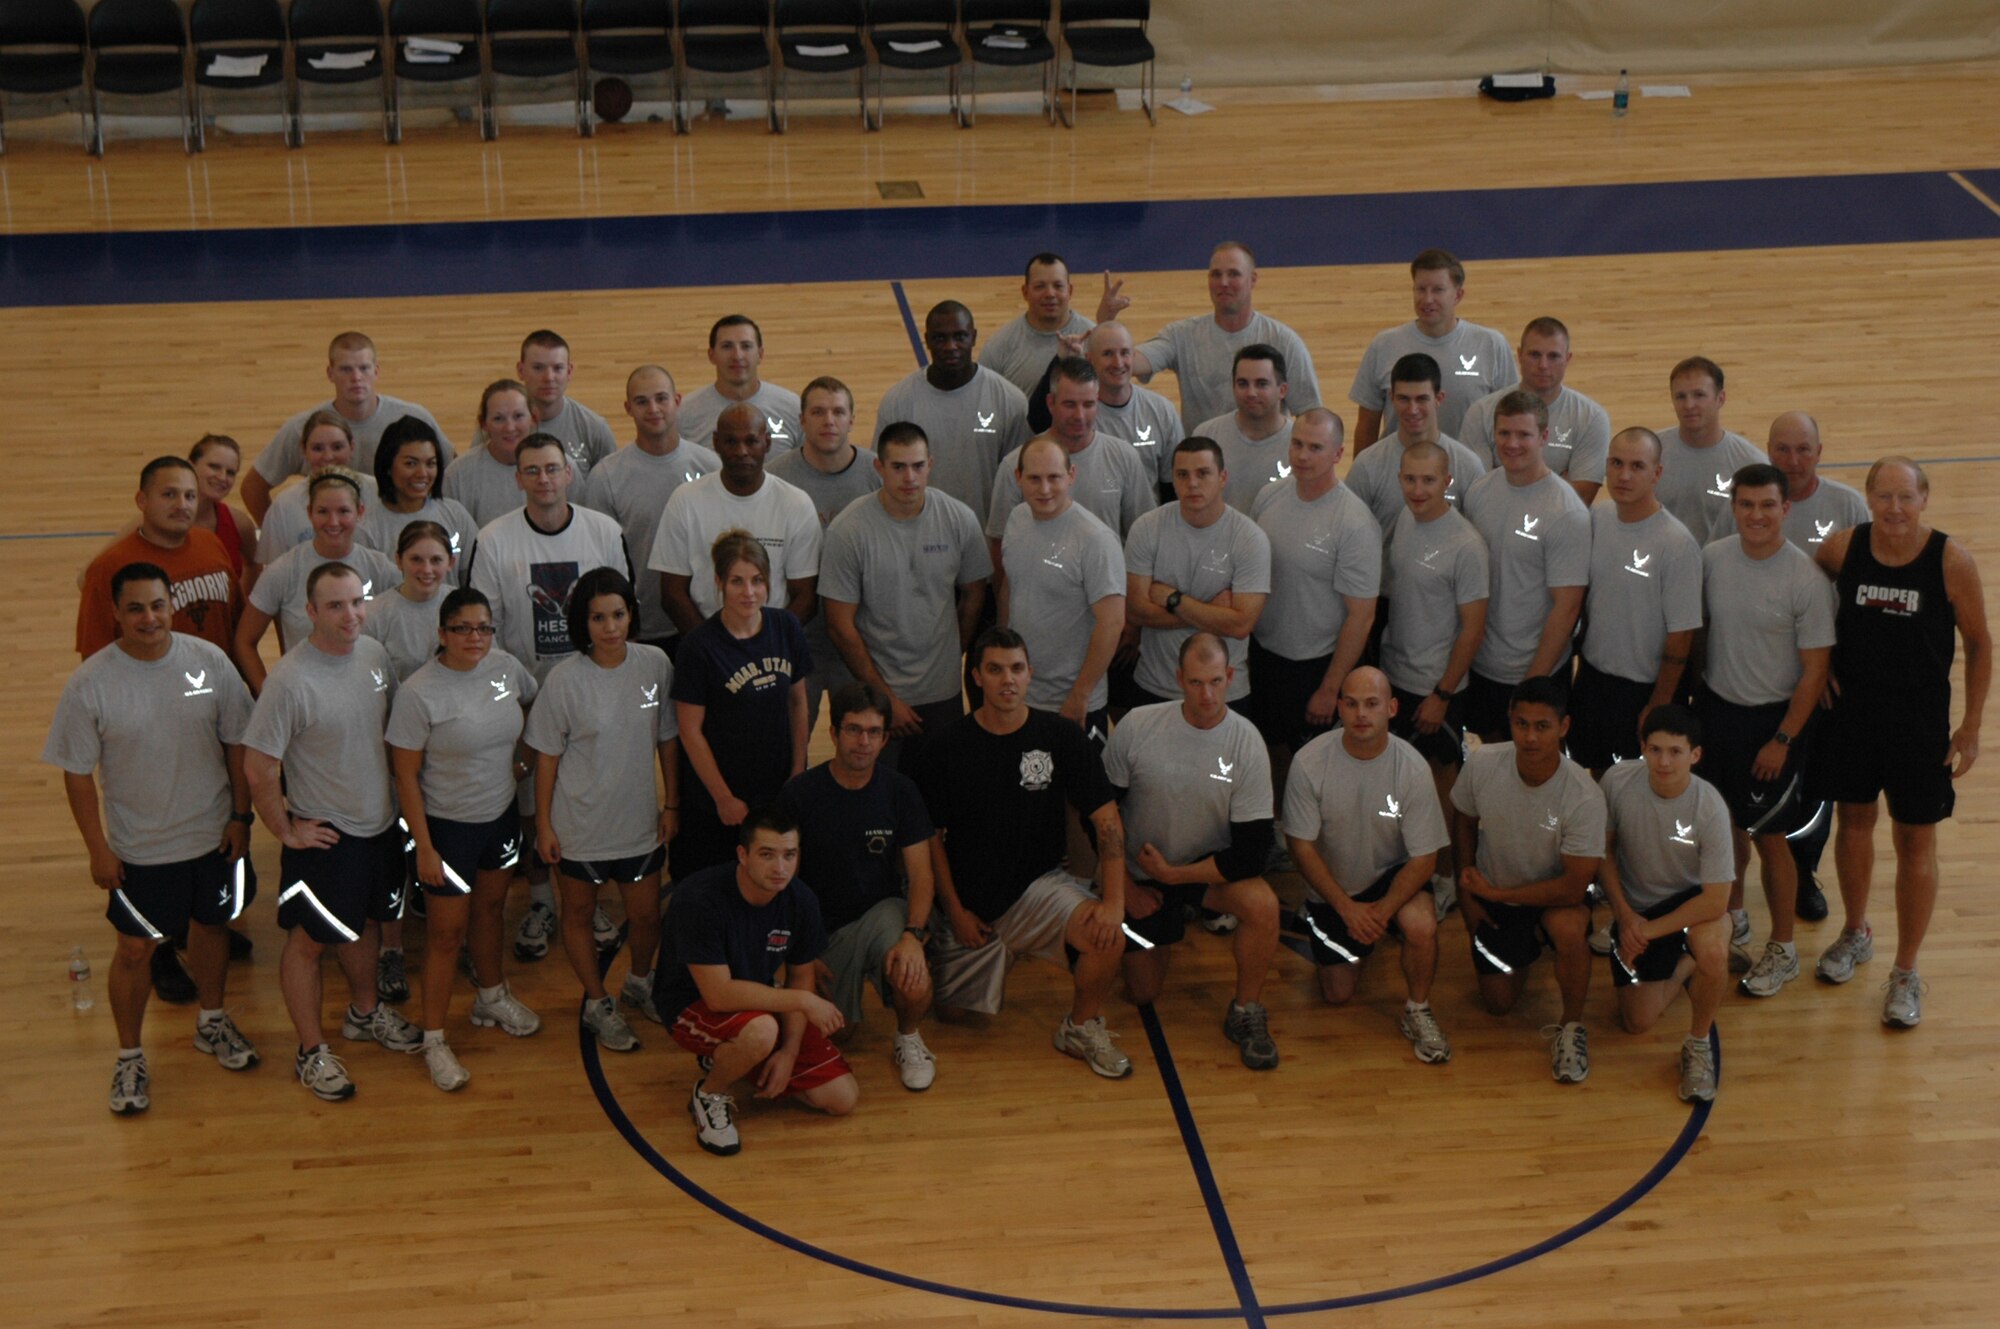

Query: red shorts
left=669, top=1000, right=852, bottom=1095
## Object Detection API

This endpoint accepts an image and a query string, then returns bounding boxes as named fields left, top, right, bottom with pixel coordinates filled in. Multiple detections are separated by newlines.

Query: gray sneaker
left=1678, top=1037, right=1717, bottom=1103
left=423, top=1039, right=471, bottom=1092
left=620, top=974, right=663, bottom=1024
left=109, top=1054, right=150, bottom=1115
left=1816, top=926, right=1875, bottom=984
left=375, top=948, right=409, bottom=1003
left=342, top=1003, right=424, bottom=1053
left=194, top=1012, right=261, bottom=1070
left=591, top=906, right=623, bottom=954
left=689, top=1082, right=741, bottom=1155
left=469, top=983, right=542, bottom=1037
left=1588, top=920, right=1615, bottom=957
left=1431, top=872, right=1457, bottom=921
left=1398, top=1004, right=1451, bottom=1065
left=583, top=995, right=640, bottom=1052
left=1882, top=968, right=1926, bottom=1028
left=1545, top=1021, right=1590, bottom=1083
left=1727, top=910, right=1753, bottom=975
left=1224, top=1000, right=1280, bottom=1070
left=1053, top=1015, right=1132, bottom=1078
left=295, top=1044, right=355, bottom=1100
left=513, top=901, right=556, bottom=961
left=1739, top=941, right=1800, bottom=998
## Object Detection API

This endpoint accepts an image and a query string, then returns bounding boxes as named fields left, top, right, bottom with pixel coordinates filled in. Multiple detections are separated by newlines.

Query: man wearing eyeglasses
left=775, top=682, right=939, bottom=1091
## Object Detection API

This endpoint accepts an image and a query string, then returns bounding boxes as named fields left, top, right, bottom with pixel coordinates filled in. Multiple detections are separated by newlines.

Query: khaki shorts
left=928, top=870, right=1092, bottom=1015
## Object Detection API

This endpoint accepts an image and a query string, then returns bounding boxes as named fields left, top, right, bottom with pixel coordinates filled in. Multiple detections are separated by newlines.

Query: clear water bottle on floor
left=1613, top=69, right=1630, bottom=117
left=69, top=945, right=93, bottom=1011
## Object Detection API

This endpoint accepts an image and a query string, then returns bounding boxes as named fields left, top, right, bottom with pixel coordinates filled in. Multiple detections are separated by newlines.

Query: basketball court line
left=1950, top=171, right=2000, bottom=219
left=5, top=168, right=1997, bottom=309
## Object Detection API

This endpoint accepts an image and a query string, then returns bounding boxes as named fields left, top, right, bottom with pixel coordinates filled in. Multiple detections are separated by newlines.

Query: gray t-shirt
left=768, top=447, right=884, bottom=690
left=356, top=496, right=479, bottom=583
left=1782, top=477, right=1869, bottom=554
left=1459, top=383, right=1612, bottom=483
left=499, top=397, right=621, bottom=484
left=1451, top=743, right=1606, bottom=890
left=1345, top=432, right=1489, bottom=535
left=1600, top=761, right=1735, bottom=912
left=469, top=505, right=632, bottom=682
left=360, top=588, right=446, bottom=681
left=1700, top=537, right=1837, bottom=707
left=575, top=439, right=722, bottom=641
left=1192, top=411, right=1296, bottom=514
left=1463, top=469, right=1591, bottom=684
left=1001, top=502, right=1126, bottom=713
left=1135, top=310, right=1322, bottom=432
left=257, top=474, right=383, bottom=564
left=242, top=637, right=398, bottom=837
left=1124, top=504, right=1271, bottom=700
left=678, top=382, right=804, bottom=457
left=873, top=367, right=1031, bottom=520
left=1283, top=731, right=1449, bottom=900
left=254, top=393, right=452, bottom=485
left=43, top=637, right=251, bottom=864
left=986, top=435, right=1155, bottom=541
left=646, top=473, right=822, bottom=620
left=1348, top=320, right=1517, bottom=440
left=1103, top=703, right=1273, bottom=883
left=979, top=310, right=1095, bottom=397
left=441, top=445, right=528, bottom=529
left=522, top=645, right=677, bottom=861
left=385, top=650, right=538, bottom=824
left=250, top=541, right=402, bottom=653
left=1094, top=385, right=1186, bottom=487
left=1582, top=506, right=1704, bottom=684
left=1380, top=506, right=1489, bottom=695
left=1653, top=428, right=1765, bottom=548
left=819, top=491, right=991, bottom=706
left=1251, top=479, right=1382, bottom=660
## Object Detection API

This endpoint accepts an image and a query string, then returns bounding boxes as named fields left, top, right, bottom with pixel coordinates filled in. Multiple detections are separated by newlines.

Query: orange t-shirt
left=76, top=529, right=243, bottom=659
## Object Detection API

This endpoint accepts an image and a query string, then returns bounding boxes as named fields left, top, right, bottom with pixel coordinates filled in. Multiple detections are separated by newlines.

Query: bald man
left=1083, top=321, right=1185, bottom=496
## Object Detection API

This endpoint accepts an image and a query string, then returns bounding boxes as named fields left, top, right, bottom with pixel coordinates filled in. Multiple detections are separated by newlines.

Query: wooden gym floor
left=3, top=64, right=1999, bottom=1328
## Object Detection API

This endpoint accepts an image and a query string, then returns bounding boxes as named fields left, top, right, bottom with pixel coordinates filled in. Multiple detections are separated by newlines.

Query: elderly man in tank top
left=1104, top=634, right=1282, bottom=1068
left=1457, top=317, right=1610, bottom=505
left=1459, top=391, right=1591, bottom=742
left=1343, top=354, right=1490, bottom=535
left=1284, top=668, right=1454, bottom=1065
left=1809, top=457, right=1989, bottom=1028
left=820, top=423, right=991, bottom=774
left=1569, top=427, right=1703, bottom=776
left=1695, top=463, right=1834, bottom=999
left=46, top=562, right=260, bottom=1114
left=1123, top=437, right=1271, bottom=709
left=1249, top=408, right=1381, bottom=755
left=243, top=563, right=424, bottom=1102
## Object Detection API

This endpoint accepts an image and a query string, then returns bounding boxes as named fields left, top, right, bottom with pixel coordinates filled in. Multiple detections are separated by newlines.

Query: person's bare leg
left=1213, top=878, right=1279, bottom=1005
left=422, top=894, right=470, bottom=1030
left=1833, top=801, right=1878, bottom=933
left=1889, top=821, right=1939, bottom=970
left=185, top=921, right=230, bottom=1009
left=280, top=928, right=328, bottom=1048
left=109, top=935, right=156, bottom=1048
left=1545, top=905, right=1592, bottom=1026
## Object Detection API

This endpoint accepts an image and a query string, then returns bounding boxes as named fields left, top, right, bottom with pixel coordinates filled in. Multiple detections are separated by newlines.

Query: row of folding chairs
left=0, top=0, right=1154, bottom=154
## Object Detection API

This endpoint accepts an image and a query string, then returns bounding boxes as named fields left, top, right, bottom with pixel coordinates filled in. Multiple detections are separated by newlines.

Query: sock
left=1405, top=999, right=1430, bottom=1013
left=423, top=1028, right=446, bottom=1046
left=119, top=1046, right=144, bottom=1060
left=626, top=970, right=653, bottom=989
left=529, top=879, right=556, bottom=908
left=198, top=1006, right=225, bottom=1024
left=1777, top=941, right=1797, bottom=959
left=379, top=946, right=402, bottom=958
left=1685, top=1034, right=1708, bottom=1049
left=478, top=983, right=505, bottom=1003
left=1891, top=965, right=1915, bottom=978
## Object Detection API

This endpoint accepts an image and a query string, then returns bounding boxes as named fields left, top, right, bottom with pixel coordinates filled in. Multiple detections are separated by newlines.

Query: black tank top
left=1833, top=523, right=1955, bottom=698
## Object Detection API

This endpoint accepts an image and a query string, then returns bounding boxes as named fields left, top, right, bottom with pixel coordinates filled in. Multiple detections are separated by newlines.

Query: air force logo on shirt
left=975, top=412, right=998, bottom=434
left=1209, top=758, right=1234, bottom=784
left=1514, top=514, right=1541, bottom=542
left=1456, top=355, right=1480, bottom=377
left=183, top=669, right=213, bottom=698
left=1378, top=794, right=1402, bottom=819
left=1135, top=426, right=1156, bottom=444
left=767, top=416, right=791, bottom=440
left=370, top=668, right=389, bottom=693
left=490, top=676, right=513, bottom=702
left=640, top=683, right=660, bottom=709
left=1706, top=473, right=1735, bottom=501
left=1020, top=748, right=1054, bottom=790
left=1812, top=519, right=1835, bottom=543
left=1625, top=549, right=1653, bottom=578
left=1671, top=819, right=1697, bottom=846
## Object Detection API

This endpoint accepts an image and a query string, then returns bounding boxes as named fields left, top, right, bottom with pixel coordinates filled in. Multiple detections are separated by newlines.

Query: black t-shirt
left=776, top=762, right=934, bottom=934
left=915, top=709, right=1113, bottom=921
left=671, top=607, right=813, bottom=811
left=656, top=861, right=828, bottom=1019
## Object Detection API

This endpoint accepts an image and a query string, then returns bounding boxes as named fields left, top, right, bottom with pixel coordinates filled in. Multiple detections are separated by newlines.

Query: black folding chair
left=674, top=0, right=773, bottom=133
left=772, top=0, right=866, bottom=133
left=389, top=0, right=491, bottom=142
left=488, top=0, right=589, bottom=136
left=581, top=0, right=674, bottom=123
left=1058, top=0, right=1152, bottom=127
left=189, top=0, right=288, bottom=152
left=87, top=0, right=194, bottom=155
left=0, top=0, right=88, bottom=155
left=289, top=0, right=391, bottom=146
left=865, top=0, right=960, bottom=129
left=960, top=0, right=1052, bottom=126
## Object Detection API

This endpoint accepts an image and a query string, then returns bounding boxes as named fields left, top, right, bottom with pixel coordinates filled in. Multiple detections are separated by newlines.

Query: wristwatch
left=231, top=811, right=255, bottom=825
left=1165, top=590, right=1184, bottom=613
left=903, top=925, right=931, bottom=944
left=1773, top=730, right=1792, bottom=747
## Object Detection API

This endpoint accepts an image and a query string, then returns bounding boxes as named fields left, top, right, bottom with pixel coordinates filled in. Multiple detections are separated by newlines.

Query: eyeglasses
left=444, top=624, right=497, bottom=637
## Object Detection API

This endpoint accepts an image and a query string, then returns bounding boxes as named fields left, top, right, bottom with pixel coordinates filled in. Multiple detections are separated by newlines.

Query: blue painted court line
left=890, top=280, right=928, bottom=368
left=0, top=529, right=114, bottom=541
left=4, top=168, right=1997, bottom=308
left=1137, top=1003, right=1268, bottom=1327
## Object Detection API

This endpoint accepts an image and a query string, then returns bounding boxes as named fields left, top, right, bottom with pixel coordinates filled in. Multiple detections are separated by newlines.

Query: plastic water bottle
left=1613, top=69, right=1630, bottom=117
left=1180, top=74, right=1192, bottom=100
left=69, top=945, right=93, bottom=1011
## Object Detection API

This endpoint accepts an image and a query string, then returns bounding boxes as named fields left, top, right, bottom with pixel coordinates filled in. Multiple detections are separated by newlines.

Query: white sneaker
left=1816, top=925, right=1875, bottom=984
left=891, top=1032, right=937, bottom=1091
left=1053, top=1015, right=1132, bottom=1078
left=469, top=982, right=542, bottom=1037
left=1739, top=941, right=1800, bottom=998
left=620, top=974, right=663, bottom=1024
left=1199, top=909, right=1239, bottom=935
left=109, top=1054, right=150, bottom=1115
left=424, top=1039, right=471, bottom=1091
left=1398, top=1005, right=1451, bottom=1065
left=1431, top=872, right=1457, bottom=920
left=592, top=906, right=622, bottom=954
left=689, top=1082, right=741, bottom=1155
left=295, top=1044, right=355, bottom=1100
left=341, top=1003, right=424, bottom=1053
left=583, top=995, right=640, bottom=1052
left=1545, top=1021, right=1590, bottom=1083
left=1882, top=968, right=1926, bottom=1028
left=194, top=1012, right=260, bottom=1070
left=1678, top=1037, right=1717, bottom=1103
left=1588, top=921, right=1615, bottom=956
left=513, top=901, right=556, bottom=961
